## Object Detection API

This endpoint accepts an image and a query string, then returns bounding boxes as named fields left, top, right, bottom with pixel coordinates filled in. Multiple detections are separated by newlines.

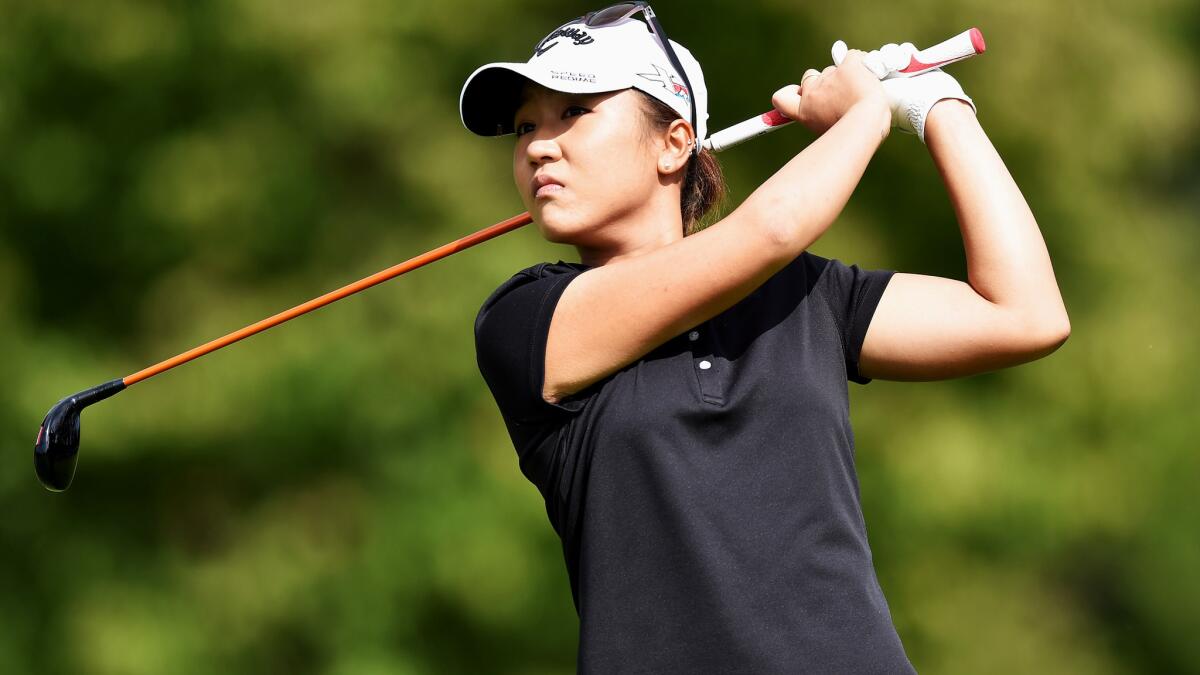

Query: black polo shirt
left=474, top=252, right=913, bottom=673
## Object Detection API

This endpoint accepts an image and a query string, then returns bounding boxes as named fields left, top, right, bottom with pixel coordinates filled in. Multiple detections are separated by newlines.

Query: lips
left=531, top=173, right=564, bottom=200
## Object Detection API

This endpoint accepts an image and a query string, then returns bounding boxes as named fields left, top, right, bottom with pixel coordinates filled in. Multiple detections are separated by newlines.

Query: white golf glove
left=859, top=41, right=919, bottom=79
left=832, top=40, right=976, bottom=143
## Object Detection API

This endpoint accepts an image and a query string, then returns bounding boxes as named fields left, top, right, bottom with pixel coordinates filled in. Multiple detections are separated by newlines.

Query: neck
left=573, top=191, right=685, bottom=267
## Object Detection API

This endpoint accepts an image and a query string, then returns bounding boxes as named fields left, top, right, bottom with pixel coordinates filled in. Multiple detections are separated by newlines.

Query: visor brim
left=459, top=63, right=628, bottom=137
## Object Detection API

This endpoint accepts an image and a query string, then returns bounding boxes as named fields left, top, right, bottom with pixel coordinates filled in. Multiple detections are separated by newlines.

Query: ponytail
left=636, top=91, right=727, bottom=236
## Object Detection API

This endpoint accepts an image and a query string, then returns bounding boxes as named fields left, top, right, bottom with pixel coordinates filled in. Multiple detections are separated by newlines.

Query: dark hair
left=635, top=91, right=727, bottom=236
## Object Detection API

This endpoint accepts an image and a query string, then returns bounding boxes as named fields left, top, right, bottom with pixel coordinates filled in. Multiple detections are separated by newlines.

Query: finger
left=772, top=83, right=801, bottom=113
left=862, top=51, right=889, bottom=79
left=821, top=65, right=836, bottom=76
left=840, top=48, right=867, bottom=63
left=831, top=40, right=848, bottom=66
left=880, top=43, right=909, bottom=72
left=797, top=69, right=820, bottom=96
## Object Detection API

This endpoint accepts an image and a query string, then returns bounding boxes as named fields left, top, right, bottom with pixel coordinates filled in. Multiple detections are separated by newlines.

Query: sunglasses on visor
left=556, top=2, right=699, bottom=154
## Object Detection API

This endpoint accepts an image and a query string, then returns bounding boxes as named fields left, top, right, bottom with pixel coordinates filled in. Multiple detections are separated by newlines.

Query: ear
left=657, top=118, right=694, bottom=176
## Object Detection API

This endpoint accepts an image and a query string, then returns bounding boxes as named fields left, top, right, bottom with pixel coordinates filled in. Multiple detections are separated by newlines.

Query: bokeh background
left=2, top=0, right=1197, bottom=673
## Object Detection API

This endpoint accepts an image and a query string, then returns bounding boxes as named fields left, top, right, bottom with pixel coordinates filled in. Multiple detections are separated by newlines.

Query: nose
left=525, top=135, right=562, bottom=166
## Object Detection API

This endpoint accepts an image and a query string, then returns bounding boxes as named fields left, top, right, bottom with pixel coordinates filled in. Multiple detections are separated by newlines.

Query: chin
left=534, top=204, right=594, bottom=244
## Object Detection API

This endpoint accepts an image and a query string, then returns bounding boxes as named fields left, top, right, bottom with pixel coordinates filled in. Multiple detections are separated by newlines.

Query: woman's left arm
left=858, top=100, right=1070, bottom=380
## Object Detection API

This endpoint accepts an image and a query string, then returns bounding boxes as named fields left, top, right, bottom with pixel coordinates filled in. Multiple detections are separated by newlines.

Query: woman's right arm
left=544, top=54, right=891, bottom=403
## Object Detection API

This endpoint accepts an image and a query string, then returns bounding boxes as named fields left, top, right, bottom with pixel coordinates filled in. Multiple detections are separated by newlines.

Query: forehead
left=514, top=82, right=624, bottom=113
left=516, top=80, right=586, bottom=106
left=516, top=80, right=553, bottom=106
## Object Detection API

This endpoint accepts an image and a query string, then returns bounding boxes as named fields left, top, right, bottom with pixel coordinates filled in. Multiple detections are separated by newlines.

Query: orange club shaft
left=122, top=212, right=534, bottom=387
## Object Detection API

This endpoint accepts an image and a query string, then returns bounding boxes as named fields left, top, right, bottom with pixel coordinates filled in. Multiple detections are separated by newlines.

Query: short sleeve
left=474, top=262, right=594, bottom=425
left=806, top=254, right=894, bottom=384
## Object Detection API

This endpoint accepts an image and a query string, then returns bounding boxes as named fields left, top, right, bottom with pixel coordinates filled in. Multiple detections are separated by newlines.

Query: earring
left=664, top=163, right=673, bottom=171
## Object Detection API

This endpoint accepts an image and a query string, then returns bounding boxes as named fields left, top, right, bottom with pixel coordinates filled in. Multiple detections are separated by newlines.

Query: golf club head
left=34, top=379, right=125, bottom=492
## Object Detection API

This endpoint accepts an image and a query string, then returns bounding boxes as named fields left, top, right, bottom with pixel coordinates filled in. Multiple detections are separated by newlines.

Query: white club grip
left=702, top=109, right=792, bottom=154
left=897, top=27, right=986, bottom=75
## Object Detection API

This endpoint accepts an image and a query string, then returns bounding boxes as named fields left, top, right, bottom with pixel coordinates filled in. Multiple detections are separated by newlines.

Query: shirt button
left=698, top=360, right=712, bottom=370
left=688, top=331, right=700, bottom=341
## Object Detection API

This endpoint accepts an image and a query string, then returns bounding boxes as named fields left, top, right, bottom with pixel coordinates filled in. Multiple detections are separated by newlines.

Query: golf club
left=33, top=29, right=985, bottom=491
left=704, top=28, right=985, bottom=151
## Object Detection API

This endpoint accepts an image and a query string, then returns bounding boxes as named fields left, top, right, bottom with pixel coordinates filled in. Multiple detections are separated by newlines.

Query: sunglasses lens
left=585, top=3, right=641, bottom=27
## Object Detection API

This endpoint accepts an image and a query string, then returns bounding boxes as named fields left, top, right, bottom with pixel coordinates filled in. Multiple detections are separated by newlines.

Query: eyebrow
left=517, top=84, right=536, bottom=106
left=511, top=82, right=540, bottom=125
left=512, top=83, right=553, bottom=126
left=512, top=87, right=601, bottom=127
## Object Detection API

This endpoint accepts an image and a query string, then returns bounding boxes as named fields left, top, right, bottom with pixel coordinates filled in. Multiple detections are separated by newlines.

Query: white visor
left=459, top=17, right=708, bottom=146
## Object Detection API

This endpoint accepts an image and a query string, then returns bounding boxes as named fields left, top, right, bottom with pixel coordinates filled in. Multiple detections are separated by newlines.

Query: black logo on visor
left=533, top=26, right=595, bottom=58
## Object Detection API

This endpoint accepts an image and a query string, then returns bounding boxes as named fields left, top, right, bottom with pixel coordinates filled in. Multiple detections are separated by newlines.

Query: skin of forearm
left=924, top=101, right=1068, bottom=329
left=731, top=99, right=891, bottom=256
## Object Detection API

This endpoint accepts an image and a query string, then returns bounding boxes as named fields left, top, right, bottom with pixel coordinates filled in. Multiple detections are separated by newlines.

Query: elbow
left=543, top=376, right=582, bottom=406
left=1044, top=301, right=1072, bottom=350
left=1022, top=309, right=1071, bottom=358
left=1041, top=317, right=1071, bottom=355
left=542, top=380, right=565, bottom=406
left=543, top=387, right=568, bottom=406
left=1051, top=312, right=1071, bottom=348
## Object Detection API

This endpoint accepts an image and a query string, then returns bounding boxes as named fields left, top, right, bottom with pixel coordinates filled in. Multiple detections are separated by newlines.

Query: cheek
left=575, top=130, right=654, bottom=198
left=512, top=147, right=534, bottom=207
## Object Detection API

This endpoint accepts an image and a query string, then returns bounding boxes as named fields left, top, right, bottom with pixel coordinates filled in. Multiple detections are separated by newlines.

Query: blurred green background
left=2, top=0, right=1197, bottom=673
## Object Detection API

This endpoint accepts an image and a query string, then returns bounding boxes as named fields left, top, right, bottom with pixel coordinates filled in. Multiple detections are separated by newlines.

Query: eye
left=514, top=121, right=535, bottom=137
left=563, top=105, right=589, bottom=119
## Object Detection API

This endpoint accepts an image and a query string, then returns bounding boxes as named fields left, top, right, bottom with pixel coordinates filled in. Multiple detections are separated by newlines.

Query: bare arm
left=859, top=100, right=1070, bottom=380
left=545, top=57, right=891, bottom=402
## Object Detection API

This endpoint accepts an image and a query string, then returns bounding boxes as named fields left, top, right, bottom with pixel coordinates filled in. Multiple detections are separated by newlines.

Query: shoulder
left=762, top=251, right=842, bottom=303
left=790, top=252, right=895, bottom=384
left=792, top=250, right=846, bottom=284
left=791, top=251, right=893, bottom=301
left=479, top=260, right=591, bottom=313
left=473, top=259, right=592, bottom=361
left=473, top=260, right=595, bottom=424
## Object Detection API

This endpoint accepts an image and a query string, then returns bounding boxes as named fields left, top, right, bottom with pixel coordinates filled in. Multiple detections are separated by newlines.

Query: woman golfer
left=463, top=3, right=1068, bottom=672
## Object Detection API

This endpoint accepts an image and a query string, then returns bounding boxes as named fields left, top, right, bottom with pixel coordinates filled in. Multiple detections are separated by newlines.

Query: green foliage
left=2, top=0, right=1196, bottom=673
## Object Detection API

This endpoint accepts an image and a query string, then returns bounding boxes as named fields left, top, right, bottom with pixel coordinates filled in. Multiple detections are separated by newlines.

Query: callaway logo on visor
left=533, top=27, right=596, bottom=57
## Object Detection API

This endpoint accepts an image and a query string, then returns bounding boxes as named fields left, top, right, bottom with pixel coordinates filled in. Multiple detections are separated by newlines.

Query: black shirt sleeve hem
left=846, top=270, right=894, bottom=384
left=525, top=271, right=592, bottom=418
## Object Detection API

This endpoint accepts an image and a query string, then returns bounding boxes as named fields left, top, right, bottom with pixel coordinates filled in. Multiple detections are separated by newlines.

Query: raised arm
left=544, top=55, right=890, bottom=403
left=859, top=100, right=1070, bottom=380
